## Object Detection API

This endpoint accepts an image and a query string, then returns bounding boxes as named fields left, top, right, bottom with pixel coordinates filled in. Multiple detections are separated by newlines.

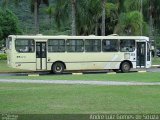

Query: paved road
left=0, top=68, right=160, bottom=77
left=147, top=68, right=160, bottom=72
left=0, top=79, right=160, bottom=86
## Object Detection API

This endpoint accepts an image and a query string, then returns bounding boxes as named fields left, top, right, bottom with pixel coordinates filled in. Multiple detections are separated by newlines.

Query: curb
left=28, top=74, right=39, bottom=76
left=72, top=73, right=83, bottom=75
left=107, top=72, right=116, bottom=74
left=138, top=71, right=147, bottom=73
left=152, top=65, right=160, bottom=67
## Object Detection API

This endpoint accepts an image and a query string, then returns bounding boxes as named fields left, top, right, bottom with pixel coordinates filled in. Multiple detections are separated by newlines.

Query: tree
left=2, top=0, right=20, bottom=8
left=2, top=0, right=49, bottom=34
left=114, top=11, right=147, bottom=35
left=124, top=0, right=142, bottom=12
left=31, top=0, right=49, bottom=34
left=76, top=0, right=101, bottom=35
left=45, top=6, right=55, bottom=26
left=54, top=0, right=77, bottom=35
left=0, top=8, right=21, bottom=45
left=113, top=0, right=149, bottom=36
left=71, top=0, right=76, bottom=35
left=101, top=0, right=106, bottom=36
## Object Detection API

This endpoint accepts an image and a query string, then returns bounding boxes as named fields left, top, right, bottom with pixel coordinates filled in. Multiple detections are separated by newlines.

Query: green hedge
left=0, top=54, right=7, bottom=60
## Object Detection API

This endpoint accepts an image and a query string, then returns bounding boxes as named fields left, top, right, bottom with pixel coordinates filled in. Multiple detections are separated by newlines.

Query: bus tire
left=52, top=62, right=64, bottom=74
left=120, top=62, right=131, bottom=73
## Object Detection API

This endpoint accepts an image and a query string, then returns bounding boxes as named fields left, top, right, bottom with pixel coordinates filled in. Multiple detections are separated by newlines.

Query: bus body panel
left=47, top=52, right=127, bottom=70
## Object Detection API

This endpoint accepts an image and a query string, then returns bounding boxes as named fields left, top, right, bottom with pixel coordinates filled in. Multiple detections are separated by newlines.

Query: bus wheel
left=52, top=62, right=64, bottom=74
left=120, top=62, right=131, bottom=73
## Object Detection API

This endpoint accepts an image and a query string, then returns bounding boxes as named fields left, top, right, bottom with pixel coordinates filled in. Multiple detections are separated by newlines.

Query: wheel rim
left=55, top=65, right=62, bottom=72
left=121, top=62, right=130, bottom=72
left=123, top=64, right=129, bottom=71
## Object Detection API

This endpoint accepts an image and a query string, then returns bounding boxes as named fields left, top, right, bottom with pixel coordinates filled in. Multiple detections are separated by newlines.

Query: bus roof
left=8, top=35, right=149, bottom=41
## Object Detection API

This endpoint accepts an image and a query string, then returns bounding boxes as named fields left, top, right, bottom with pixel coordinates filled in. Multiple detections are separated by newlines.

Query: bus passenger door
left=136, top=42, right=146, bottom=68
left=36, top=42, right=47, bottom=70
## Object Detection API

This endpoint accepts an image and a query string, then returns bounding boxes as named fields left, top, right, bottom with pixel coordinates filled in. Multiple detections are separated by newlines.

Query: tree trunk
left=49, top=15, right=52, bottom=27
left=95, top=18, right=98, bottom=36
left=101, top=0, right=106, bottom=36
left=71, top=0, right=76, bottom=36
left=34, top=0, right=39, bottom=34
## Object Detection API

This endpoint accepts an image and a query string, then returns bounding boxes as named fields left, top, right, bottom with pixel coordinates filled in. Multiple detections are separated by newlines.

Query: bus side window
left=102, top=39, right=118, bottom=52
left=85, top=39, right=101, bottom=52
left=66, top=39, right=84, bottom=52
left=15, top=39, right=35, bottom=53
left=120, top=39, right=135, bottom=52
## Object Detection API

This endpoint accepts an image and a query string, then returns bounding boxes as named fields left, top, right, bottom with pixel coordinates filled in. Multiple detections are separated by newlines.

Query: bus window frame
left=15, top=39, right=35, bottom=53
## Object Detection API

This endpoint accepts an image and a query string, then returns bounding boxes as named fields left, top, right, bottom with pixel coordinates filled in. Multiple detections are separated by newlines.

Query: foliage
left=115, top=11, right=147, bottom=35
left=155, top=36, right=160, bottom=49
left=124, top=0, right=142, bottom=12
left=0, top=8, right=21, bottom=42
left=53, top=0, right=70, bottom=30
left=152, top=57, right=160, bottom=65
left=1, top=0, right=160, bottom=37
left=76, top=0, right=101, bottom=35
left=0, top=54, right=7, bottom=60
left=53, top=0, right=120, bottom=35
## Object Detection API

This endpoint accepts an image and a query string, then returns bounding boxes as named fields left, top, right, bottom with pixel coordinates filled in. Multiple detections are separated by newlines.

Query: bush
left=0, top=54, right=7, bottom=60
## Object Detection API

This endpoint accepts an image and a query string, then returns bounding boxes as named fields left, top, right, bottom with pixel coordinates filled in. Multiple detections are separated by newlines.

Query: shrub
left=0, top=54, right=7, bottom=60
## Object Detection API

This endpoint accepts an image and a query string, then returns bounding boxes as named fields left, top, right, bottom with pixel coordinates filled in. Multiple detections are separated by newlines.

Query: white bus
left=6, top=35, right=151, bottom=73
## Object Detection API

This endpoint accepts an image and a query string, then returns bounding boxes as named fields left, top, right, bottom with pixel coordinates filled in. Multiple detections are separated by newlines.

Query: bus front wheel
left=52, top=62, right=64, bottom=74
left=120, top=62, right=131, bottom=73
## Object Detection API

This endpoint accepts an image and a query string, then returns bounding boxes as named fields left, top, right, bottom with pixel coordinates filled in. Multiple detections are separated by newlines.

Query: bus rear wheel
left=120, top=62, right=131, bottom=73
left=52, top=62, right=64, bottom=74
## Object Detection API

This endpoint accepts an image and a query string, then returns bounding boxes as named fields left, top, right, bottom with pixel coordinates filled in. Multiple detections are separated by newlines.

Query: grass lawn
left=0, top=83, right=160, bottom=114
left=0, top=60, right=29, bottom=73
left=1, top=72, right=160, bottom=82
left=152, top=57, right=160, bottom=65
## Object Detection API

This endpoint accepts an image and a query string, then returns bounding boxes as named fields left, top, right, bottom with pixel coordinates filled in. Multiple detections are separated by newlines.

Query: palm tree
left=124, top=0, right=142, bottom=12
left=45, top=6, right=55, bottom=26
left=31, top=0, right=49, bottom=34
left=101, top=0, right=106, bottom=36
left=76, top=0, right=101, bottom=35
left=54, top=0, right=76, bottom=35
left=115, top=11, right=145, bottom=35
left=114, top=0, right=149, bottom=36
left=71, top=0, right=76, bottom=35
